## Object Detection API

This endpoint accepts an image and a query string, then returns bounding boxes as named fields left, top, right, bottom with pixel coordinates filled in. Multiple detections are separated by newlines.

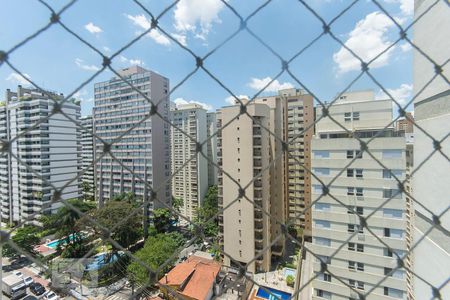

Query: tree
left=172, top=197, right=183, bottom=213
left=152, top=208, right=173, bottom=234
left=286, top=275, right=295, bottom=287
left=79, top=201, right=143, bottom=252
left=127, top=233, right=182, bottom=285
left=195, top=185, right=218, bottom=238
left=81, top=181, right=94, bottom=202
left=2, top=226, right=40, bottom=258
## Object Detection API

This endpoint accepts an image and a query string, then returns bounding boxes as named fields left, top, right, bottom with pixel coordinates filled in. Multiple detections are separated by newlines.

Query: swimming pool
left=85, top=252, right=122, bottom=271
left=256, top=286, right=292, bottom=300
left=47, top=233, right=79, bottom=249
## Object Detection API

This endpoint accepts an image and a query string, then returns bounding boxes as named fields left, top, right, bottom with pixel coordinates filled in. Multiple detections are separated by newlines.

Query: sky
left=0, top=0, right=417, bottom=116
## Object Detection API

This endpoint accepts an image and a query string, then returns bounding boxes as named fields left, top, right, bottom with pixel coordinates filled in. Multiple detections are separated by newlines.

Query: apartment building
left=0, top=86, right=80, bottom=225
left=412, top=0, right=450, bottom=298
left=217, top=100, right=273, bottom=273
left=395, top=112, right=413, bottom=134
left=170, top=103, right=208, bottom=220
left=310, top=91, right=411, bottom=300
left=79, top=116, right=94, bottom=200
left=206, top=112, right=218, bottom=187
left=93, top=66, right=171, bottom=208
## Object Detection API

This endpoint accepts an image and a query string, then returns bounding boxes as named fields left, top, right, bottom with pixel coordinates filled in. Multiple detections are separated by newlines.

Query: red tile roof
left=159, top=255, right=221, bottom=300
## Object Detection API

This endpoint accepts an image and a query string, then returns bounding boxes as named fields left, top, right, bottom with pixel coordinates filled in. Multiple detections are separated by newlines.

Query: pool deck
left=253, top=269, right=294, bottom=294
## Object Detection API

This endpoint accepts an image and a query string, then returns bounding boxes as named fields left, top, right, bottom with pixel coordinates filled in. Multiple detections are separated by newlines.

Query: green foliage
left=152, top=208, right=173, bottom=233
left=127, top=233, right=182, bottom=285
left=112, top=192, right=140, bottom=207
left=2, top=226, right=40, bottom=258
left=195, top=185, right=218, bottom=237
left=286, top=274, right=295, bottom=287
left=172, top=197, right=183, bottom=213
left=79, top=201, right=143, bottom=250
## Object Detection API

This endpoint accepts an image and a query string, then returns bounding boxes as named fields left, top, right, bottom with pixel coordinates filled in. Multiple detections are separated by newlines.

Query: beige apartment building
left=170, top=103, right=208, bottom=221
left=206, top=112, right=218, bottom=187
left=310, top=91, right=412, bottom=300
left=217, top=88, right=313, bottom=273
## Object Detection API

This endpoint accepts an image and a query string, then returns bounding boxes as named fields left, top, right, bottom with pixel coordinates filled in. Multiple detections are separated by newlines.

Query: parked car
left=44, top=291, right=58, bottom=300
left=23, top=276, right=33, bottom=286
left=23, top=296, right=39, bottom=300
left=30, top=282, right=46, bottom=296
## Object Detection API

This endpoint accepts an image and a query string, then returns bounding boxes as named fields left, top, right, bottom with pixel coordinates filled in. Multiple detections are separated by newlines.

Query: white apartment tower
left=93, top=66, right=171, bottom=208
left=310, top=91, right=411, bottom=300
left=170, top=103, right=208, bottom=220
left=206, top=112, right=218, bottom=187
left=80, top=116, right=94, bottom=200
left=0, top=86, right=80, bottom=225
left=412, top=0, right=450, bottom=298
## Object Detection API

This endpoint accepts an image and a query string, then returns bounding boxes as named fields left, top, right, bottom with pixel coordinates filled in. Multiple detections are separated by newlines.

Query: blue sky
left=0, top=0, right=416, bottom=116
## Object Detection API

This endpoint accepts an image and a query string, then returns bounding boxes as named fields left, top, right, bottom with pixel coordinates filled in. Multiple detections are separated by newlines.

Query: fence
left=0, top=1, right=449, bottom=300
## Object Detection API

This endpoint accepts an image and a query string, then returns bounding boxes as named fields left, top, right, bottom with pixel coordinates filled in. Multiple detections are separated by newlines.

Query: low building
left=158, top=254, right=221, bottom=300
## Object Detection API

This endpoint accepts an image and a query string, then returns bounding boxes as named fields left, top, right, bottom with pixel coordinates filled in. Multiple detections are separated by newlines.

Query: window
left=355, top=169, right=363, bottom=178
left=348, top=243, right=355, bottom=251
left=353, top=112, right=360, bottom=121
left=357, top=244, right=364, bottom=252
left=384, top=268, right=405, bottom=279
left=323, top=273, right=332, bottom=282
left=384, top=287, right=404, bottom=299
left=348, top=261, right=355, bottom=270
left=347, top=169, right=354, bottom=177
left=316, top=289, right=331, bottom=299
left=355, top=150, right=363, bottom=159
left=383, top=149, right=402, bottom=158
left=384, top=228, right=391, bottom=237
left=315, top=237, right=331, bottom=247
left=314, top=150, right=330, bottom=158
left=347, top=187, right=354, bottom=195
left=348, top=224, right=363, bottom=233
left=356, top=188, right=364, bottom=196
left=344, top=112, right=352, bottom=122
left=383, top=208, right=403, bottom=219
left=346, top=150, right=354, bottom=159
left=315, top=203, right=331, bottom=211
left=314, top=168, right=330, bottom=176
left=383, top=189, right=402, bottom=199
left=349, top=279, right=356, bottom=288
left=314, top=185, right=324, bottom=194
left=384, top=248, right=393, bottom=257
left=357, top=263, right=364, bottom=271
left=357, top=281, right=364, bottom=290
left=315, top=220, right=331, bottom=229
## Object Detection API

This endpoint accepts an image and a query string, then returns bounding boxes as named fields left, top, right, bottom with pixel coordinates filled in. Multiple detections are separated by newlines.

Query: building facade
left=395, top=112, right=414, bottom=134
left=412, top=0, right=450, bottom=298
left=79, top=116, right=94, bottom=200
left=310, top=91, right=411, bottom=300
left=170, top=103, right=208, bottom=220
left=0, top=86, right=80, bottom=225
left=206, top=112, right=218, bottom=187
left=217, top=101, right=273, bottom=273
left=93, top=66, right=171, bottom=209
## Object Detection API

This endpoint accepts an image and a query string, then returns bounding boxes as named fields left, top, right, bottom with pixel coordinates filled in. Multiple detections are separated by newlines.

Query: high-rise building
left=412, top=0, right=450, bottom=298
left=93, top=66, right=171, bottom=209
left=0, top=86, right=80, bottom=226
left=170, top=103, right=208, bottom=221
left=79, top=116, right=94, bottom=200
left=395, top=112, right=414, bottom=133
left=310, top=91, right=412, bottom=300
left=206, top=112, right=218, bottom=187
left=217, top=100, right=274, bottom=273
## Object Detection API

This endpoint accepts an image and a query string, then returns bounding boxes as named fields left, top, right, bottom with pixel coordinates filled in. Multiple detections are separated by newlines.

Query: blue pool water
left=284, top=268, right=296, bottom=278
left=47, top=233, right=79, bottom=249
left=256, top=287, right=292, bottom=300
left=85, top=252, right=122, bottom=271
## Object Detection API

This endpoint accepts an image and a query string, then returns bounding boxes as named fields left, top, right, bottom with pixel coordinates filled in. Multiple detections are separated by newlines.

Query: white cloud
left=119, top=55, right=144, bottom=66
left=85, top=22, right=103, bottom=34
left=125, top=14, right=171, bottom=46
left=384, top=0, right=414, bottom=16
left=173, top=97, right=213, bottom=111
left=173, top=0, right=224, bottom=40
left=225, top=95, right=249, bottom=105
left=6, top=72, right=31, bottom=85
left=75, top=58, right=100, bottom=72
left=172, top=33, right=187, bottom=47
left=103, top=46, right=111, bottom=52
left=376, top=83, right=413, bottom=106
left=73, top=89, right=93, bottom=103
left=333, top=12, right=397, bottom=74
left=248, top=77, right=294, bottom=92
left=400, top=43, right=412, bottom=52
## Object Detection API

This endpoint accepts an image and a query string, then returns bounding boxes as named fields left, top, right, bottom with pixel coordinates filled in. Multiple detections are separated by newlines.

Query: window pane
left=383, top=149, right=402, bottom=158
left=314, top=168, right=330, bottom=176
left=315, top=202, right=331, bottom=211
left=383, top=208, right=403, bottom=219
left=313, top=150, right=330, bottom=158
left=315, top=220, right=331, bottom=229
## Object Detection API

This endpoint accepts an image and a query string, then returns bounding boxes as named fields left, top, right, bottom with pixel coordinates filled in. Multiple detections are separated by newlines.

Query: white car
left=23, top=276, right=34, bottom=286
left=44, top=291, right=58, bottom=300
